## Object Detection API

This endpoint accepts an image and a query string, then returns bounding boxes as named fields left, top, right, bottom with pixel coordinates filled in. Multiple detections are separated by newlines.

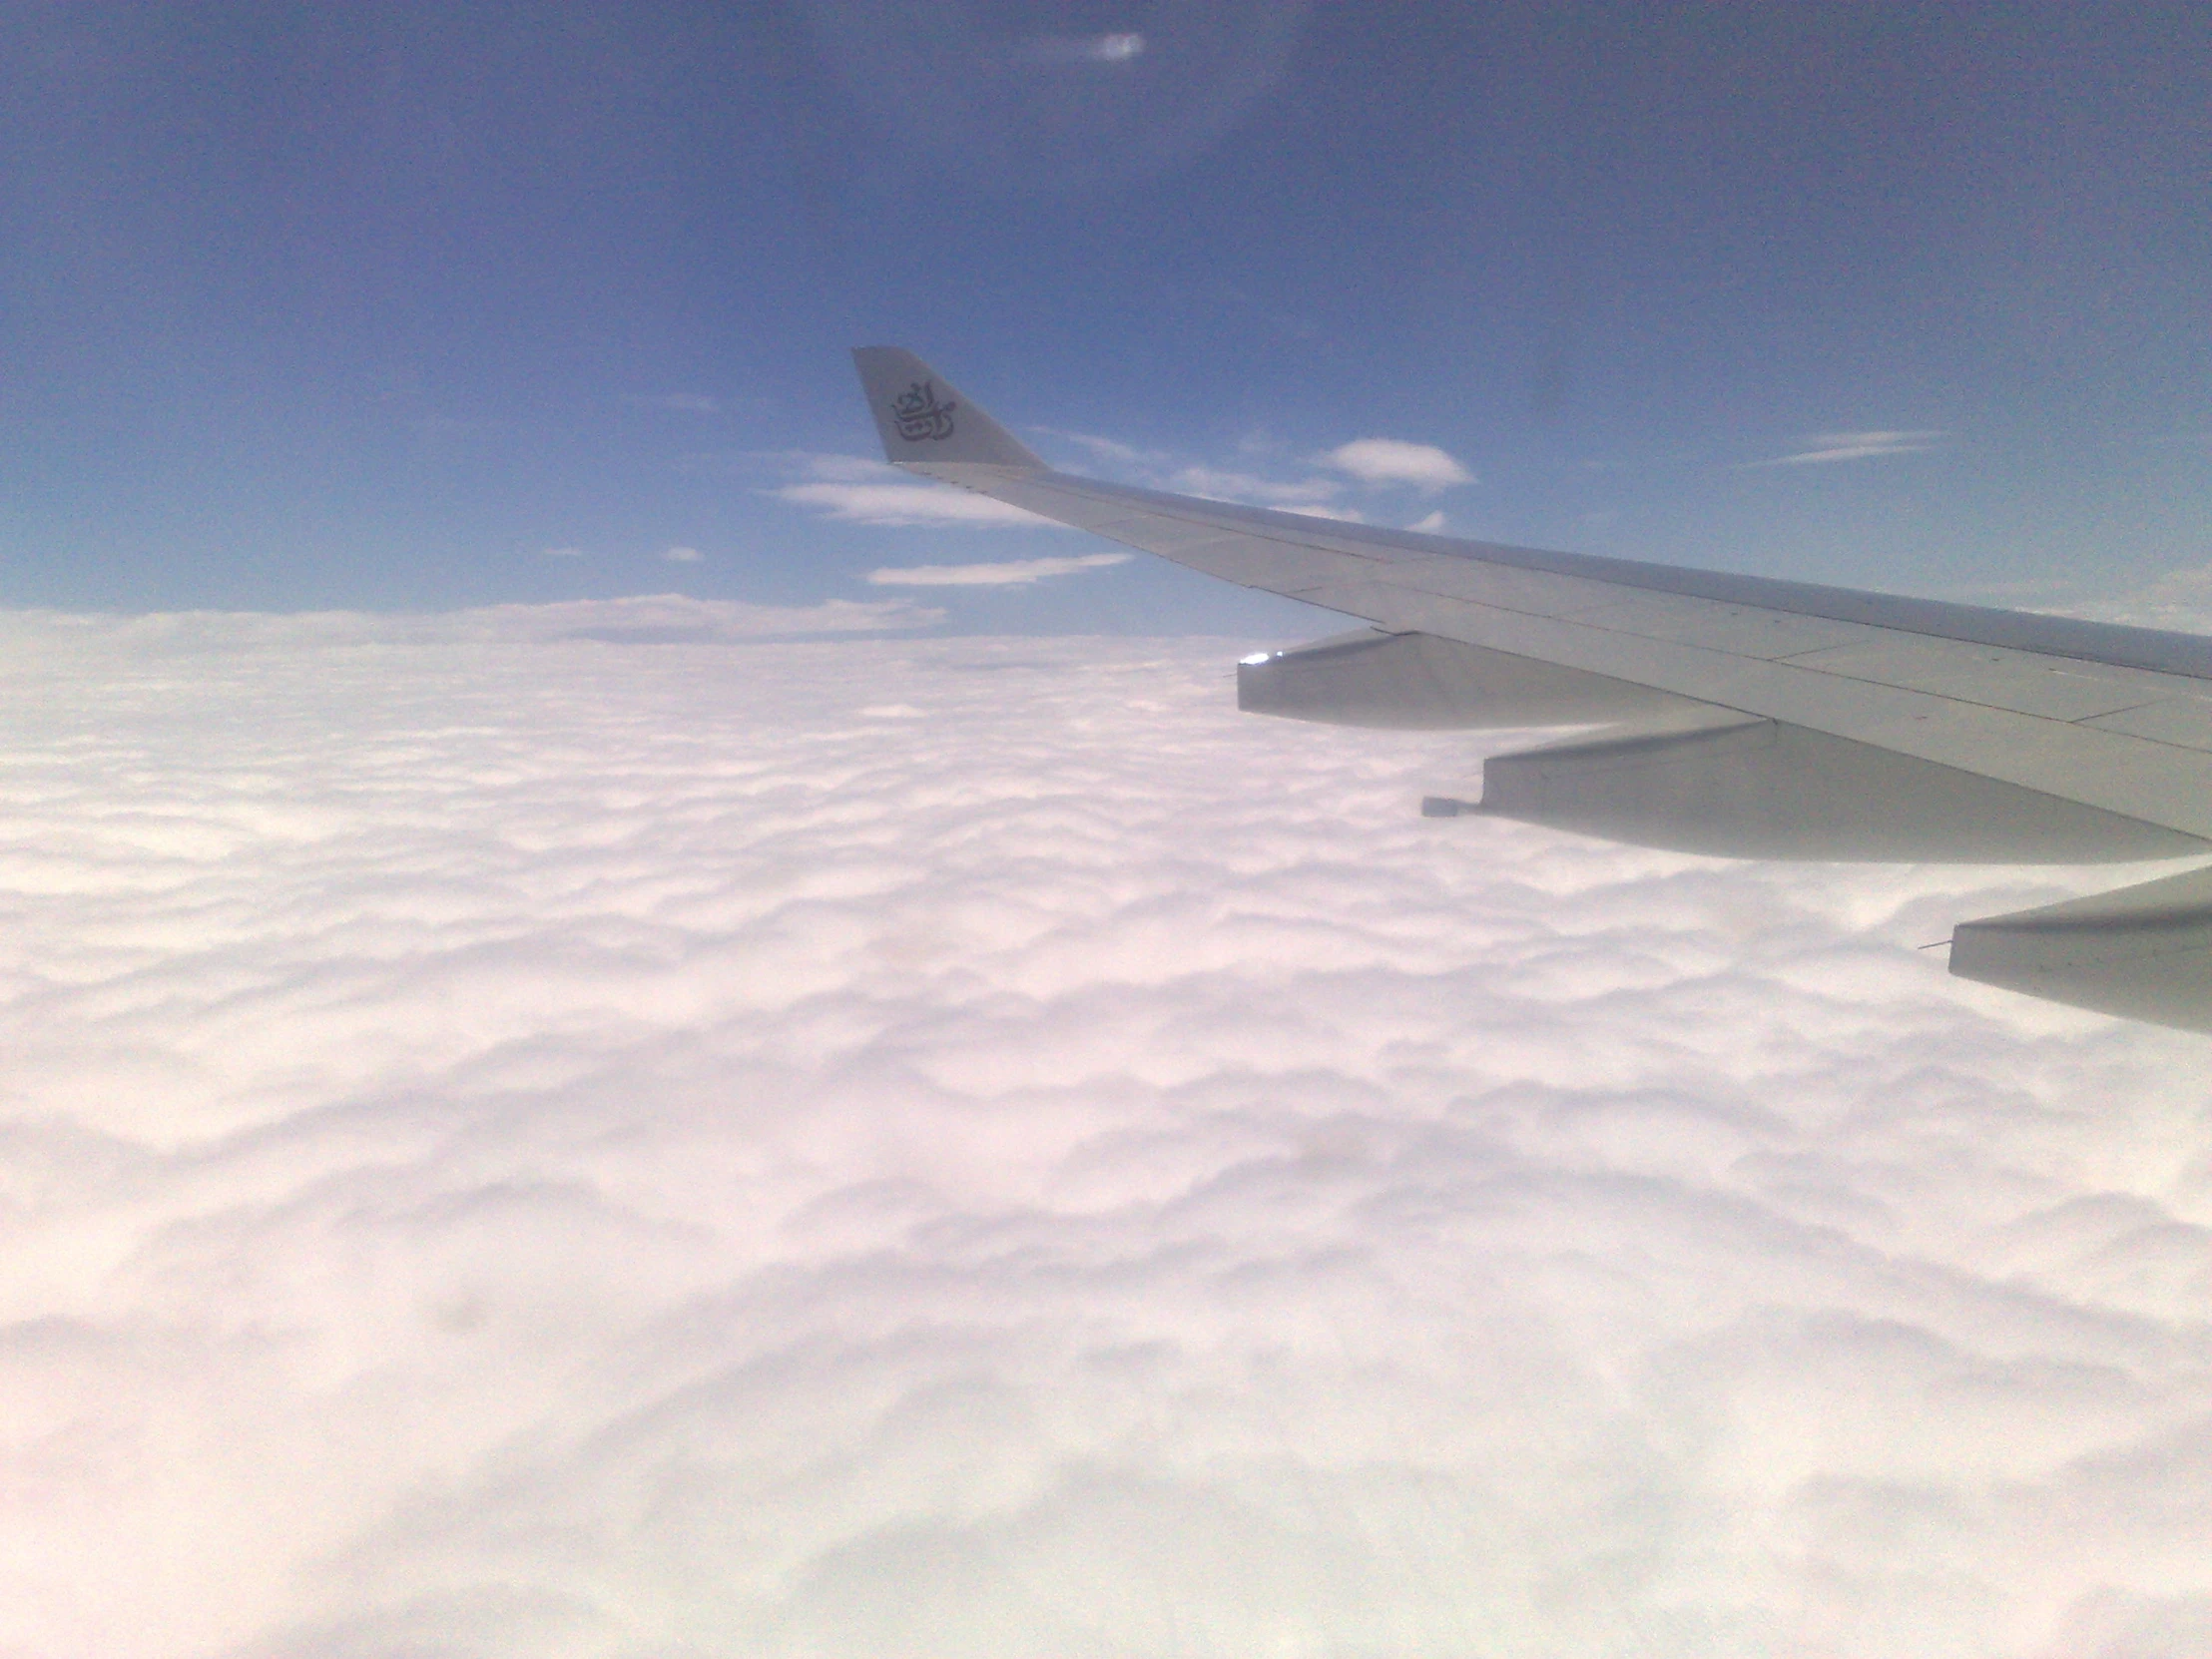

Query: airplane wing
left=850, top=346, right=2212, bottom=1033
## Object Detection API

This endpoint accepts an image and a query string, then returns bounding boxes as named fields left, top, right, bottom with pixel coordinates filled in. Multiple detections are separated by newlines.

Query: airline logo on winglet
left=891, top=380, right=957, bottom=441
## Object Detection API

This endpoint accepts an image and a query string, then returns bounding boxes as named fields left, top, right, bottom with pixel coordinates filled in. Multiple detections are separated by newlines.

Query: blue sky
left=4, top=1, right=2209, bottom=631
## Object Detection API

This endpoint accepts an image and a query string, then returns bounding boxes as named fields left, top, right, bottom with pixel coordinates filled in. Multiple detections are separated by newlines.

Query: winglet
left=851, top=346, right=1044, bottom=470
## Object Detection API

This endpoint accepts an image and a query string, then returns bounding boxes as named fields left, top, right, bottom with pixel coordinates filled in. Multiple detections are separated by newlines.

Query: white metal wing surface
left=851, top=347, right=2212, bottom=1033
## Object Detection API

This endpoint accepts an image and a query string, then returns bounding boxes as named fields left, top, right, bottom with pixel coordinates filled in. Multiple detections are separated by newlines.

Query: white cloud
left=661, top=544, right=705, bottom=563
left=1318, top=437, right=1474, bottom=489
left=1408, top=510, right=1447, bottom=533
left=1750, top=429, right=1948, bottom=465
left=2, top=613, right=2209, bottom=1657
left=540, top=545, right=586, bottom=558
left=768, top=454, right=1058, bottom=528
left=776, top=480, right=1059, bottom=528
left=866, top=552, right=1132, bottom=586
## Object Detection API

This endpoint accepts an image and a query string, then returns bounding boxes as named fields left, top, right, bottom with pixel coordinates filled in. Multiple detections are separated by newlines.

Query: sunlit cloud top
left=7, top=614, right=2210, bottom=1655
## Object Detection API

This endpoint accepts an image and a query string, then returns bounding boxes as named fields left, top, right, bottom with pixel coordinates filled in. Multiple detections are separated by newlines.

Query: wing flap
left=1470, top=718, right=2204, bottom=862
left=1950, top=865, right=2212, bottom=1032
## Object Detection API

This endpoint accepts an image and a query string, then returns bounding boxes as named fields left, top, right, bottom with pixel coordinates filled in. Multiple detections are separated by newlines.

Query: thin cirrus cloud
left=1030, top=425, right=1171, bottom=466
left=777, top=481, right=1057, bottom=527
left=4, top=605, right=2210, bottom=1658
left=769, top=453, right=1058, bottom=528
left=1750, top=429, right=1949, bottom=465
left=866, top=552, right=1132, bottom=587
left=662, top=545, right=705, bottom=563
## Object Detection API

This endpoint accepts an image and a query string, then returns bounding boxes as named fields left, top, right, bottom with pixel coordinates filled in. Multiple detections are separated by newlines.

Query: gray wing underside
left=851, top=347, right=2212, bottom=1033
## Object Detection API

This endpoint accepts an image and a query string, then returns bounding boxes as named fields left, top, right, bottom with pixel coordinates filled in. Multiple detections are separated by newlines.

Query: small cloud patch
left=1319, top=438, right=1473, bottom=490
left=662, top=546, right=705, bottom=563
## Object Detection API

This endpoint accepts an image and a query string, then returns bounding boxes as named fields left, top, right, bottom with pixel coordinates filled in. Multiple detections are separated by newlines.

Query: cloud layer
left=2, top=611, right=2209, bottom=1658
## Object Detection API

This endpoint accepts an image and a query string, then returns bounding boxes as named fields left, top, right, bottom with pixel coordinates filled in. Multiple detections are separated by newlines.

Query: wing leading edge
left=849, top=347, right=2212, bottom=1033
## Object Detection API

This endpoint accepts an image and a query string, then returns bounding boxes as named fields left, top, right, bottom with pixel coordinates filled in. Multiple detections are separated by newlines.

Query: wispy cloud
left=1015, top=31, right=1145, bottom=63
left=1748, top=429, right=1948, bottom=466
left=1408, top=511, right=1447, bottom=534
left=541, top=546, right=586, bottom=559
left=866, top=553, right=1132, bottom=587
left=779, top=482, right=1058, bottom=528
left=773, top=451, right=887, bottom=482
left=1317, top=438, right=1474, bottom=490
left=1029, top=426, right=1170, bottom=466
left=662, top=545, right=704, bottom=563
left=771, top=454, right=1061, bottom=529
